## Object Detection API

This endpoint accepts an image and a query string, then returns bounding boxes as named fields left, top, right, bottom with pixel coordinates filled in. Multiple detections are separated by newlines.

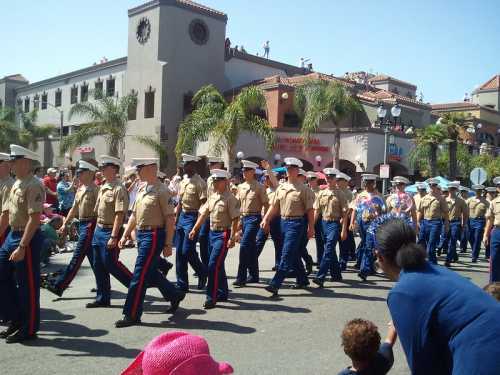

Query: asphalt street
left=0, top=239, right=491, bottom=375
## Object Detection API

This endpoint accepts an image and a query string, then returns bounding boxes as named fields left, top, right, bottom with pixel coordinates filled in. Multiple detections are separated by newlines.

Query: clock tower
left=125, top=0, right=227, bottom=170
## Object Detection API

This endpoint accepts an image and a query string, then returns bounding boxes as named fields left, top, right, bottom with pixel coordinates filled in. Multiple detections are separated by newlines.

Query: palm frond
left=59, top=125, right=102, bottom=155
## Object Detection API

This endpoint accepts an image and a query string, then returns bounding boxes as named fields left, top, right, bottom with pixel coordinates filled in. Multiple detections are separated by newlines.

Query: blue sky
left=1, top=0, right=499, bottom=103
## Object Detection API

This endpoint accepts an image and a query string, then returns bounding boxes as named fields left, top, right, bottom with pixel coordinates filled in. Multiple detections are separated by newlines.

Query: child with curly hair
left=338, top=318, right=397, bottom=375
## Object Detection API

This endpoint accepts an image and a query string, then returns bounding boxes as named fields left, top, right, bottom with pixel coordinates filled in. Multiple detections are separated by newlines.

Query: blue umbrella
left=272, top=166, right=287, bottom=174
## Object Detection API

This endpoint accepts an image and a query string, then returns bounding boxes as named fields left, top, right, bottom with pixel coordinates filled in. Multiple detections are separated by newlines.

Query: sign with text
left=274, top=136, right=330, bottom=153
left=380, top=164, right=390, bottom=179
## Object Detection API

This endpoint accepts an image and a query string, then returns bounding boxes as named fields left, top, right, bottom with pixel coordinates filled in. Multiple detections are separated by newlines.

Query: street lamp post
left=377, top=104, right=401, bottom=195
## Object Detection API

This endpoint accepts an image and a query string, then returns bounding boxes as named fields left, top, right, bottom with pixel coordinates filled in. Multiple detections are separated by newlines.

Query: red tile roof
left=177, top=0, right=226, bottom=18
left=1, top=74, right=28, bottom=83
left=477, top=75, right=500, bottom=91
left=431, top=102, right=480, bottom=111
left=368, top=74, right=417, bottom=89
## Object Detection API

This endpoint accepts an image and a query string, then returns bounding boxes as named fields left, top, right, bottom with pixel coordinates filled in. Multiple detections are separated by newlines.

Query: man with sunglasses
left=233, top=160, right=269, bottom=287
left=416, top=178, right=449, bottom=264
left=261, top=157, right=315, bottom=296
left=46, top=160, right=100, bottom=299
left=116, top=158, right=184, bottom=327
left=89, top=155, right=132, bottom=308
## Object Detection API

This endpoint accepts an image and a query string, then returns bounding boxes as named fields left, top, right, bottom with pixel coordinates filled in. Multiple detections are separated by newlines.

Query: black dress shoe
left=203, top=300, right=216, bottom=309
left=331, top=275, right=343, bottom=282
left=5, top=331, right=37, bottom=343
left=271, top=266, right=277, bottom=271
left=115, top=316, right=140, bottom=328
left=217, top=296, right=228, bottom=302
left=264, top=285, right=278, bottom=296
left=197, top=274, right=207, bottom=290
left=166, top=295, right=184, bottom=314
left=46, top=283, right=63, bottom=297
left=357, top=273, right=367, bottom=281
left=232, top=280, right=246, bottom=287
left=86, top=301, right=110, bottom=308
left=305, top=262, right=313, bottom=275
left=246, top=277, right=259, bottom=284
left=90, top=288, right=97, bottom=293
left=444, top=261, right=451, bottom=267
left=0, top=322, right=21, bottom=339
left=312, top=278, right=324, bottom=288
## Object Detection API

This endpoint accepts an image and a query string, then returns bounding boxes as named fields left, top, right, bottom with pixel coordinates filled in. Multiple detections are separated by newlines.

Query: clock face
left=136, top=17, right=151, bottom=44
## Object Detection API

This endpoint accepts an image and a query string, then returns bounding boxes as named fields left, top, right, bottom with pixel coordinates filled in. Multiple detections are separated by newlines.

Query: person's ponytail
left=395, top=243, right=426, bottom=269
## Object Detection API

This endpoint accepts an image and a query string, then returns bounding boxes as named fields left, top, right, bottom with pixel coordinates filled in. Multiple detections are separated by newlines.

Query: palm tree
left=438, top=112, right=469, bottom=179
left=409, top=124, right=448, bottom=177
left=176, top=85, right=275, bottom=171
left=18, top=110, right=56, bottom=150
left=61, top=93, right=137, bottom=157
left=294, top=80, right=362, bottom=169
left=135, top=135, right=168, bottom=171
left=0, top=107, right=19, bottom=152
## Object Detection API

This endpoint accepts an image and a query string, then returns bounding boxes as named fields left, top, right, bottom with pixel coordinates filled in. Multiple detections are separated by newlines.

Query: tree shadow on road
left=23, top=309, right=140, bottom=359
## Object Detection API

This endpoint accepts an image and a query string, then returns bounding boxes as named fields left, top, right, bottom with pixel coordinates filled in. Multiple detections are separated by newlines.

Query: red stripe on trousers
left=60, top=221, right=96, bottom=290
left=25, top=245, right=36, bottom=335
left=130, top=229, right=157, bottom=319
left=212, top=230, right=229, bottom=303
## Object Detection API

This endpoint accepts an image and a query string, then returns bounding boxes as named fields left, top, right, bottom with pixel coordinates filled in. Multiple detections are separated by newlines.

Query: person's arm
left=410, top=197, right=417, bottom=225
left=164, top=214, right=175, bottom=257
left=108, top=212, right=124, bottom=250
left=10, top=212, right=41, bottom=262
left=189, top=209, right=209, bottom=240
left=484, top=217, right=493, bottom=246
left=385, top=321, right=398, bottom=346
left=261, top=160, right=278, bottom=189
left=261, top=188, right=280, bottom=232
left=0, top=211, right=9, bottom=238
left=59, top=201, right=78, bottom=235
left=306, top=208, right=315, bottom=238
left=119, top=213, right=137, bottom=248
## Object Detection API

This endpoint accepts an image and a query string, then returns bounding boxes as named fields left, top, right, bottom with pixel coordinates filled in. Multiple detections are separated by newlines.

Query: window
left=24, top=97, right=30, bottom=113
left=16, top=99, right=22, bottom=112
left=41, top=93, right=48, bottom=110
left=55, top=90, right=62, bottom=107
left=106, top=77, right=115, bottom=97
left=81, top=84, right=88, bottom=102
left=62, top=126, right=70, bottom=136
left=95, top=80, right=103, bottom=99
left=144, top=89, right=155, bottom=118
left=283, top=112, right=300, bottom=128
left=70, top=86, right=78, bottom=104
left=0, top=99, right=3, bottom=109
left=33, top=95, right=40, bottom=110
left=128, top=90, right=137, bottom=120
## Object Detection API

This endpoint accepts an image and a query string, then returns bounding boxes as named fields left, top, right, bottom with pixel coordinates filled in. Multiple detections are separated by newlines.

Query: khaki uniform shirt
left=341, top=188, right=354, bottom=204
left=73, top=184, right=99, bottom=220
left=446, top=196, right=467, bottom=221
left=8, top=175, right=45, bottom=229
left=414, top=193, right=426, bottom=212
left=206, top=175, right=216, bottom=198
left=466, top=197, right=489, bottom=219
left=179, top=174, right=207, bottom=212
left=200, top=191, right=240, bottom=230
left=272, top=182, right=314, bottom=218
left=133, top=181, right=175, bottom=228
left=314, top=188, right=348, bottom=221
left=418, top=194, right=448, bottom=220
left=486, top=196, right=500, bottom=226
left=0, top=176, right=15, bottom=213
left=95, top=180, right=129, bottom=226
left=237, top=180, right=268, bottom=215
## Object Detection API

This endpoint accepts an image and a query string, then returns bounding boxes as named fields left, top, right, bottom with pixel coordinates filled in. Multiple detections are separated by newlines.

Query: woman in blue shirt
left=57, top=171, right=76, bottom=216
left=372, top=214, right=500, bottom=374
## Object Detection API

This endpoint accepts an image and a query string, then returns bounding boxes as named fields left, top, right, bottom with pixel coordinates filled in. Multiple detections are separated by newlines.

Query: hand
left=107, top=237, right=118, bottom=250
left=483, top=235, right=489, bottom=247
left=260, top=160, right=271, bottom=170
left=235, top=230, right=242, bottom=243
left=118, top=236, right=128, bottom=249
left=349, top=222, right=356, bottom=232
left=163, top=244, right=173, bottom=257
left=188, top=229, right=197, bottom=241
left=341, top=230, right=347, bottom=242
left=9, top=247, right=26, bottom=262
left=57, top=225, right=67, bottom=236
left=228, top=238, right=236, bottom=248
left=307, top=226, right=314, bottom=239
left=260, top=220, right=270, bottom=233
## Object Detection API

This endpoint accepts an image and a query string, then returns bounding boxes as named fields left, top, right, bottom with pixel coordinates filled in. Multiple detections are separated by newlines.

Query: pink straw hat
left=121, top=331, right=233, bottom=375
